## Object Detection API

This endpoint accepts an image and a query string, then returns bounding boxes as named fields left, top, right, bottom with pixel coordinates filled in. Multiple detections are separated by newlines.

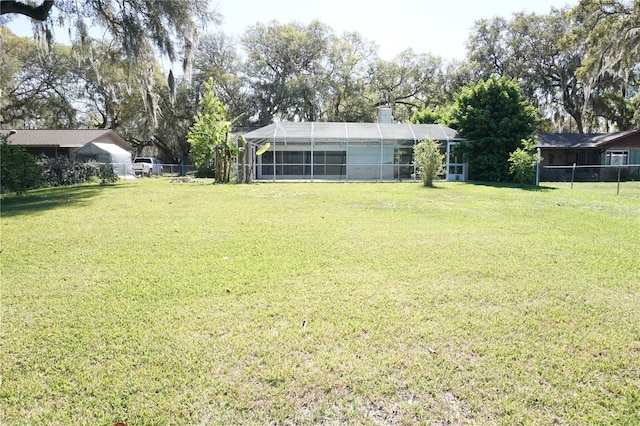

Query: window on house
left=261, top=150, right=346, bottom=176
left=605, top=150, right=629, bottom=166
left=315, top=151, right=346, bottom=176
left=394, top=147, right=413, bottom=178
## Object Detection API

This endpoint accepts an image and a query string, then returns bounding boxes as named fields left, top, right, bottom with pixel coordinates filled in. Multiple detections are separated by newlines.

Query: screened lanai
left=242, top=122, right=466, bottom=181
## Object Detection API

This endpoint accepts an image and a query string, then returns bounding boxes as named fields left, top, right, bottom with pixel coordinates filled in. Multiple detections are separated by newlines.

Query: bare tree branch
left=0, top=0, right=54, bottom=21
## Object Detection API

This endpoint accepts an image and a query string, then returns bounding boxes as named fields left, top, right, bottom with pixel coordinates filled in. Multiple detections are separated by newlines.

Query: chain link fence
left=159, top=164, right=197, bottom=177
left=541, top=164, right=640, bottom=183
left=540, top=164, right=640, bottom=195
left=108, top=163, right=197, bottom=178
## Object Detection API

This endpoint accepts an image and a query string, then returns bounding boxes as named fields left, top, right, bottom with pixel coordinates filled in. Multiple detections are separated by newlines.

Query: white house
left=242, top=118, right=466, bottom=182
left=1, top=129, right=135, bottom=178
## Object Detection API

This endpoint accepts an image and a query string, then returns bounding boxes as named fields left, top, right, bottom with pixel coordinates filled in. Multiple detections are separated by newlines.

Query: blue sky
left=5, top=0, right=578, bottom=61
left=217, top=0, right=578, bottom=60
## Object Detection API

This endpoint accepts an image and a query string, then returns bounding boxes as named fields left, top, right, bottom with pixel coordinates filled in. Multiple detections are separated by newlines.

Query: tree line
left=1, top=0, right=638, bottom=165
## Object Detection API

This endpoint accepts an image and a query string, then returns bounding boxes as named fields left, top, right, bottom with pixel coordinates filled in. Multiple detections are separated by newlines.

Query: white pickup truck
left=133, top=157, right=163, bottom=177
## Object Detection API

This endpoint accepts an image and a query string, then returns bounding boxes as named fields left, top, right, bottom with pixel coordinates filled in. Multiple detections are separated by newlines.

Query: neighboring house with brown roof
left=536, top=130, right=640, bottom=166
left=0, top=129, right=132, bottom=157
left=536, top=129, right=640, bottom=181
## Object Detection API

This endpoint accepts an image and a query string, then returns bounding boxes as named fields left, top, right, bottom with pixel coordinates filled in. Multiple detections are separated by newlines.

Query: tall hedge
left=451, top=77, right=539, bottom=182
left=1, top=137, right=42, bottom=194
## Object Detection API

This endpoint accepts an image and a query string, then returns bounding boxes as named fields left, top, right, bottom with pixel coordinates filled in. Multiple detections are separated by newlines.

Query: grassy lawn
left=1, top=179, right=639, bottom=425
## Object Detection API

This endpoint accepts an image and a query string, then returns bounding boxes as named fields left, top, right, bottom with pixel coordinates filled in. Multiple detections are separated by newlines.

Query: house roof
left=243, top=122, right=460, bottom=145
left=536, top=130, right=640, bottom=149
left=75, top=142, right=132, bottom=158
left=0, top=129, right=132, bottom=151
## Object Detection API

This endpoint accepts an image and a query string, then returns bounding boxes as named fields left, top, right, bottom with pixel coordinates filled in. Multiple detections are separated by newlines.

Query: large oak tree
left=1, top=0, right=216, bottom=66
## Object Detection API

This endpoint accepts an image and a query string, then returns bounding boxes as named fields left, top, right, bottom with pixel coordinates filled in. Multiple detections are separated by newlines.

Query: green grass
left=1, top=179, right=639, bottom=425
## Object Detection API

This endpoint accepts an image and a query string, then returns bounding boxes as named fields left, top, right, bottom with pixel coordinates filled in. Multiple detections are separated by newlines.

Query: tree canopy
left=1, top=0, right=217, bottom=66
left=1, top=0, right=218, bottom=132
left=452, top=77, right=539, bottom=181
left=464, top=2, right=639, bottom=132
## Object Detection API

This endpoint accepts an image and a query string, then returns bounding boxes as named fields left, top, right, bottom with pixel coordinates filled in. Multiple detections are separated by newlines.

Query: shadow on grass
left=1, top=184, right=115, bottom=217
left=464, top=180, right=557, bottom=192
left=418, top=185, right=447, bottom=190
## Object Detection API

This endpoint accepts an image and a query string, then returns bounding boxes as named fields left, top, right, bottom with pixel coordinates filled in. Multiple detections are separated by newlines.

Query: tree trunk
left=244, top=142, right=253, bottom=183
left=214, top=147, right=222, bottom=183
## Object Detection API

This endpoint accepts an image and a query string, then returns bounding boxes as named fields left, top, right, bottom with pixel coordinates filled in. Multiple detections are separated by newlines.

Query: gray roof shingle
left=0, top=129, right=132, bottom=151
left=536, top=130, right=640, bottom=148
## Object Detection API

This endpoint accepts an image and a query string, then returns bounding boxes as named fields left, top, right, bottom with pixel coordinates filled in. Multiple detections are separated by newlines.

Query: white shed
left=73, top=142, right=135, bottom=179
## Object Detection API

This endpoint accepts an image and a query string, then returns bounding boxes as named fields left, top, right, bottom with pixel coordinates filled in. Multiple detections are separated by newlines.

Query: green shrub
left=0, top=137, right=42, bottom=194
left=97, top=162, right=119, bottom=184
left=38, top=156, right=97, bottom=186
left=195, top=164, right=215, bottom=178
left=508, top=139, right=539, bottom=184
left=414, top=138, right=445, bottom=187
left=451, top=77, right=539, bottom=181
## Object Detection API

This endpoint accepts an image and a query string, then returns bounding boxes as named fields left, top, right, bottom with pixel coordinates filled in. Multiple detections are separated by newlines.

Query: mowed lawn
left=1, top=179, right=639, bottom=425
